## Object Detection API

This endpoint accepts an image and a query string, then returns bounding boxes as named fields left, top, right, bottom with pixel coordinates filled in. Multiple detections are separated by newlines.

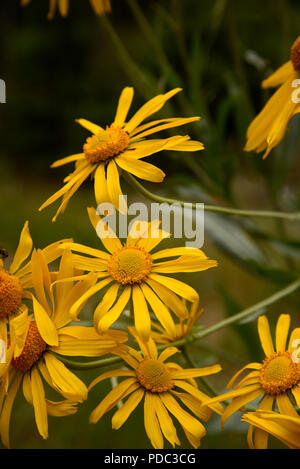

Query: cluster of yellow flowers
left=0, top=1, right=298, bottom=450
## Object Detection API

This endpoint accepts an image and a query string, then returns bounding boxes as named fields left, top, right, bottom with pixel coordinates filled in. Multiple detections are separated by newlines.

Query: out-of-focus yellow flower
left=242, top=410, right=300, bottom=449
left=21, top=0, right=111, bottom=19
left=39, top=87, right=204, bottom=220
left=0, top=249, right=127, bottom=447
left=59, top=210, right=217, bottom=341
left=245, top=36, right=300, bottom=158
left=0, top=221, right=68, bottom=351
left=89, top=328, right=223, bottom=449
left=204, top=314, right=300, bottom=448
left=151, top=299, right=204, bottom=344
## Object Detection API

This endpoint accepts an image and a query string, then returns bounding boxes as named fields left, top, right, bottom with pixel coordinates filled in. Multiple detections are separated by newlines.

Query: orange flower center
left=83, top=125, right=129, bottom=163
left=291, top=36, right=300, bottom=71
left=12, top=322, right=47, bottom=373
left=259, top=351, right=299, bottom=395
left=136, top=358, right=174, bottom=393
left=107, top=246, right=152, bottom=285
left=0, top=270, right=23, bottom=318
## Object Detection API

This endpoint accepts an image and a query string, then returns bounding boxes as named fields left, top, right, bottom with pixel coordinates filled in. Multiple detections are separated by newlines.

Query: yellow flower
left=242, top=410, right=300, bottom=449
left=204, top=314, right=300, bottom=449
left=151, top=299, right=204, bottom=344
left=0, top=221, right=67, bottom=348
left=0, top=249, right=127, bottom=447
left=39, top=87, right=204, bottom=220
left=89, top=328, right=222, bottom=449
left=60, top=209, right=217, bottom=341
left=245, top=36, right=300, bottom=159
left=21, top=0, right=111, bottom=19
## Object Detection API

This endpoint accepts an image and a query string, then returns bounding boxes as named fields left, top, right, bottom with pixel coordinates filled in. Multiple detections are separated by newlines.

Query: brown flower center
left=259, top=351, right=299, bottom=395
left=83, top=125, right=129, bottom=164
left=0, top=270, right=23, bottom=318
left=107, top=246, right=152, bottom=285
left=12, top=322, right=47, bottom=373
left=136, top=358, right=174, bottom=393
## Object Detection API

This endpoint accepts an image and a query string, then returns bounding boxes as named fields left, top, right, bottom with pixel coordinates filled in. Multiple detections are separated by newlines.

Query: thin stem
left=56, top=278, right=300, bottom=370
left=124, top=172, right=300, bottom=222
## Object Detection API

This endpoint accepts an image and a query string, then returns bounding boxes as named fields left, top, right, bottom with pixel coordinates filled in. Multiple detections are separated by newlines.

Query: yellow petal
left=130, top=285, right=150, bottom=341
left=9, top=221, right=33, bottom=275
left=112, top=388, right=144, bottom=430
left=76, top=118, right=104, bottom=134
left=144, top=392, right=164, bottom=449
left=275, top=314, right=291, bottom=352
left=44, top=353, right=87, bottom=402
left=30, top=366, right=48, bottom=439
left=106, top=159, right=127, bottom=214
left=116, top=157, right=165, bottom=182
left=32, top=295, right=58, bottom=346
left=262, top=61, right=294, bottom=88
left=149, top=273, right=198, bottom=302
left=94, top=163, right=110, bottom=206
left=258, top=315, right=274, bottom=357
left=113, top=87, right=134, bottom=127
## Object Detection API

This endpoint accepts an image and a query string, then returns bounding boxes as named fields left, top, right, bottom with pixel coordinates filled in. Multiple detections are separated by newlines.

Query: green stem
left=56, top=278, right=300, bottom=370
left=124, top=172, right=300, bottom=222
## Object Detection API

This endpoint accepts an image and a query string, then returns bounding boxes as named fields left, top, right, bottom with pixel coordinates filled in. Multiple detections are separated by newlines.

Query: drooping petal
left=144, top=392, right=164, bottom=449
left=148, top=273, right=198, bottom=302
left=112, top=388, right=144, bottom=430
left=30, top=366, right=48, bottom=439
left=116, top=157, right=165, bottom=182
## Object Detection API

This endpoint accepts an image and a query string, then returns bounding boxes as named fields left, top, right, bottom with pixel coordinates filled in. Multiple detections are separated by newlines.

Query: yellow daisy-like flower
left=0, top=249, right=127, bottom=448
left=21, top=0, right=111, bottom=19
left=60, top=209, right=218, bottom=341
left=245, top=36, right=300, bottom=159
left=204, top=314, right=300, bottom=449
left=39, top=87, right=204, bottom=220
left=0, top=221, right=68, bottom=349
left=242, top=410, right=300, bottom=449
left=151, top=299, right=204, bottom=344
left=89, top=329, right=223, bottom=449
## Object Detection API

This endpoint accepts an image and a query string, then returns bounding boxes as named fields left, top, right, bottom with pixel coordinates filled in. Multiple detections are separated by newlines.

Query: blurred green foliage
left=0, top=0, right=299, bottom=449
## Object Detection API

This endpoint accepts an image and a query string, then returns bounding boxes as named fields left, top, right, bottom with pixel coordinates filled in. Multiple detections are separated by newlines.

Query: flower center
left=83, top=125, right=130, bottom=164
left=136, top=358, right=174, bottom=393
left=107, top=246, right=152, bottom=285
left=291, top=36, right=300, bottom=71
left=0, top=270, right=23, bottom=318
left=12, top=322, right=47, bottom=373
left=259, top=351, right=299, bottom=395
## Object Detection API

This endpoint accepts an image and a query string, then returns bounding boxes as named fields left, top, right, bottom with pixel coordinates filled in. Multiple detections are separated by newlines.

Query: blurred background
left=0, top=0, right=300, bottom=449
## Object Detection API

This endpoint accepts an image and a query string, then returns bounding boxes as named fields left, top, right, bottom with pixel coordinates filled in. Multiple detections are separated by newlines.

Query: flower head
left=89, top=329, right=222, bottom=449
left=242, top=410, right=300, bottom=449
left=204, top=314, right=300, bottom=449
left=245, top=35, right=300, bottom=158
left=39, top=87, right=204, bottom=220
left=59, top=209, right=217, bottom=341
left=0, top=249, right=127, bottom=447
left=21, top=0, right=111, bottom=19
left=151, top=299, right=204, bottom=344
